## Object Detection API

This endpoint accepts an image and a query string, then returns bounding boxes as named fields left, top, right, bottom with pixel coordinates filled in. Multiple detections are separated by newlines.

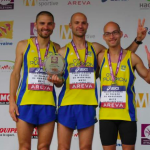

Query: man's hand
left=145, top=45, right=150, bottom=67
left=47, top=74, right=64, bottom=87
left=9, top=101, right=19, bottom=122
left=136, top=19, right=147, bottom=41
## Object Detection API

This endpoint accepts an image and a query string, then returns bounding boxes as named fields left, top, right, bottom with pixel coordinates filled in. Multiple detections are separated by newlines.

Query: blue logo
left=145, top=27, right=150, bottom=35
left=102, top=0, right=107, bottom=2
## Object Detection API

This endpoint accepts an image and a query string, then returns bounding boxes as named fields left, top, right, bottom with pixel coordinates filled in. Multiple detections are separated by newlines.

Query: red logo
left=68, top=1, right=91, bottom=5
left=0, top=21, right=13, bottom=39
left=0, top=93, right=9, bottom=105
left=0, top=128, right=17, bottom=133
left=32, top=127, right=38, bottom=139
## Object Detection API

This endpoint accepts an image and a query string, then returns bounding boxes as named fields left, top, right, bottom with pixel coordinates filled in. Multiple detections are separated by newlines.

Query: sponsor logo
left=75, top=68, right=88, bottom=72
left=121, top=65, right=126, bottom=71
left=30, top=22, right=37, bottom=37
left=23, top=0, right=38, bottom=6
left=0, top=60, right=14, bottom=72
left=139, top=0, right=150, bottom=10
left=0, top=0, right=14, bottom=10
left=0, top=21, right=13, bottom=45
left=0, top=128, right=17, bottom=137
left=0, top=93, right=9, bottom=105
left=123, top=33, right=128, bottom=38
left=73, top=132, right=78, bottom=140
left=23, top=0, right=58, bottom=7
left=60, top=25, right=95, bottom=39
left=70, top=52, right=74, bottom=55
left=136, top=93, right=149, bottom=108
left=88, top=51, right=92, bottom=56
left=67, top=0, right=91, bottom=5
left=35, top=68, right=45, bottom=73
left=141, top=124, right=150, bottom=145
left=60, top=25, right=72, bottom=39
left=145, top=27, right=150, bottom=35
left=107, top=86, right=119, bottom=91
left=101, top=0, right=128, bottom=2
left=32, top=127, right=38, bottom=139
left=70, top=83, right=94, bottom=89
left=104, top=64, right=108, bottom=68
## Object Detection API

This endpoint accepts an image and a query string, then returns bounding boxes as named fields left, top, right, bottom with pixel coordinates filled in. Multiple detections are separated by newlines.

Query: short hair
left=36, top=11, right=54, bottom=22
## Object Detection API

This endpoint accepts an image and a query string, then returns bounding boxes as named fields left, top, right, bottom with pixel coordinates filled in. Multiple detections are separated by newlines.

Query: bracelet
left=134, top=38, right=143, bottom=45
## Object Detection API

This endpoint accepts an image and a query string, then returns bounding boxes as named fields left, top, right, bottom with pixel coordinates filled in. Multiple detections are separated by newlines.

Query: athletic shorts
left=58, top=105, right=97, bottom=130
left=18, top=105, right=56, bottom=126
left=99, top=120, right=137, bottom=146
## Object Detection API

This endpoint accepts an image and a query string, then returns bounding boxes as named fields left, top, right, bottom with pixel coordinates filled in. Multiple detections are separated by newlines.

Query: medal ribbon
left=71, top=40, right=88, bottom=66
left=35, top=37, right=50, bottom=68
left=107, top=48, right=123, bottom=82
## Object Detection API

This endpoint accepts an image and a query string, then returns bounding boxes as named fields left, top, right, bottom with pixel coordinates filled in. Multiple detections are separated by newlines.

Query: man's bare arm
left=126, top=19, right=147, bottom=53
left=92, top=42, right=106, bottom=55
left=9, top=40, right=27, bottom=122
left=53, top=42, right=61, bottom=52
left=131, top=49, right=150, bottom=83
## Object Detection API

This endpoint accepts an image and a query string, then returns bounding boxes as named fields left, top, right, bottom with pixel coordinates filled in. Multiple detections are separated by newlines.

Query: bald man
left=48, top=13, right=147, bottom=150
left=98, top=21, right=150, bottom=150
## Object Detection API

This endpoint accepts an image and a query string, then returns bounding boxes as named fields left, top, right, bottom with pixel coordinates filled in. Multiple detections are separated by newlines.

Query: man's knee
left=80, top=144, right=92, bottom=150
left=37, top=143, right=50, bottom=150
left=19, top=142, right=31, bottom=150
left=58, top=143, right=70, bottom=150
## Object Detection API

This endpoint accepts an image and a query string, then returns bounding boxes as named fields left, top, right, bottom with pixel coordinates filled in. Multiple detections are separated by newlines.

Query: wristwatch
left=134, top=38, right=143, bottom=45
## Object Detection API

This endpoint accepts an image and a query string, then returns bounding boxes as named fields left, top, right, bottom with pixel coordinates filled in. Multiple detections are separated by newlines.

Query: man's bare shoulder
left=58, top=46, right=66, bottom=58
left=97, top=49, right=105, bottom=65
left=92, top=42, right=106, bottom=54
left=16, top=39, right=28, bottom=54
left=53, top=42, right=61, bottom=52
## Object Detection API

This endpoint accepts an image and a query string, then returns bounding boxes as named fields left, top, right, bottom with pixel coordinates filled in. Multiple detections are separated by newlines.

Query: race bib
left=28, top=68, right=53, bottom=91
left=69, top=67, right=95, bottom=89
left=101, top=85, right=126, bottom=109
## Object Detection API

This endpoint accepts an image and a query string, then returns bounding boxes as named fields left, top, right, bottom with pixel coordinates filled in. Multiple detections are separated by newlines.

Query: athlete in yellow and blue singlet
left=9, top=11, right=61, bottom=150
left=99, top=50, right=136, bottom=121
left=16, top=38, right=57, bottom=125
left=58, top=41, right=98, bottom=129
left=98, top=21, right=149, bottom=149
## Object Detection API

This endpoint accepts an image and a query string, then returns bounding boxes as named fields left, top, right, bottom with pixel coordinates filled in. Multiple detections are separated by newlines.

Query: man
left=98, top=22, right=150, bottom=150
left=48, top=12, right=146, bottom=150
left=9, top=11, right=60, bottom=150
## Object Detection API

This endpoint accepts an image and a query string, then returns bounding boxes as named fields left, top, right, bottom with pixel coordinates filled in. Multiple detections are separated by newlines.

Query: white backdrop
left=0, top=0, right=150, bottom=150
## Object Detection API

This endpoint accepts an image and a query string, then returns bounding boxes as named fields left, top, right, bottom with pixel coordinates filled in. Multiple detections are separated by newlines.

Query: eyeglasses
left=104, top=30, right=120, bottom=37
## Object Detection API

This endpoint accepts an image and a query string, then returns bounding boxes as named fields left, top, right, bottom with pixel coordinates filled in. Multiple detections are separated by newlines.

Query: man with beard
left=98, top=22, right=150, bottom=150
left=9, top=11, right=60, bottom=150
left=48, top=12, right=146, bottom=150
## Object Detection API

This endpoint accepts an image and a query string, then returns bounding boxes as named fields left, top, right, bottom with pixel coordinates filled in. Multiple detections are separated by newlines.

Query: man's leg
left=99, top=120, right=118, bottom=150
left=119, top=121, right=137, bottom=150
left=78, top=125, right=94, bottom=150
left=57, top=123, right=74, bottom=150
left=17, top=119, right=34, bottom=150
left=122, top=145, right=135, bottom=150
left=37, top=121, right=55, bottom=150
left=102, top=145, right=116, bottom=150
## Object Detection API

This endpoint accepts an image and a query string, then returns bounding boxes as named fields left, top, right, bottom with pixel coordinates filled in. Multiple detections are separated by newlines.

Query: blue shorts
left=57, top=105, right=97, bottom=130
left=18, top=105, right=56, bottom=126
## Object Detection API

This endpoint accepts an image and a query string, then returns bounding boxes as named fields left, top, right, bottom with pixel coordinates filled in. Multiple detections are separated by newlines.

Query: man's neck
left=36, top=36, right=50, bottom=49
left=72, top=36, right=86, bottom=50
left=108, top=45, right=122, bottom=55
